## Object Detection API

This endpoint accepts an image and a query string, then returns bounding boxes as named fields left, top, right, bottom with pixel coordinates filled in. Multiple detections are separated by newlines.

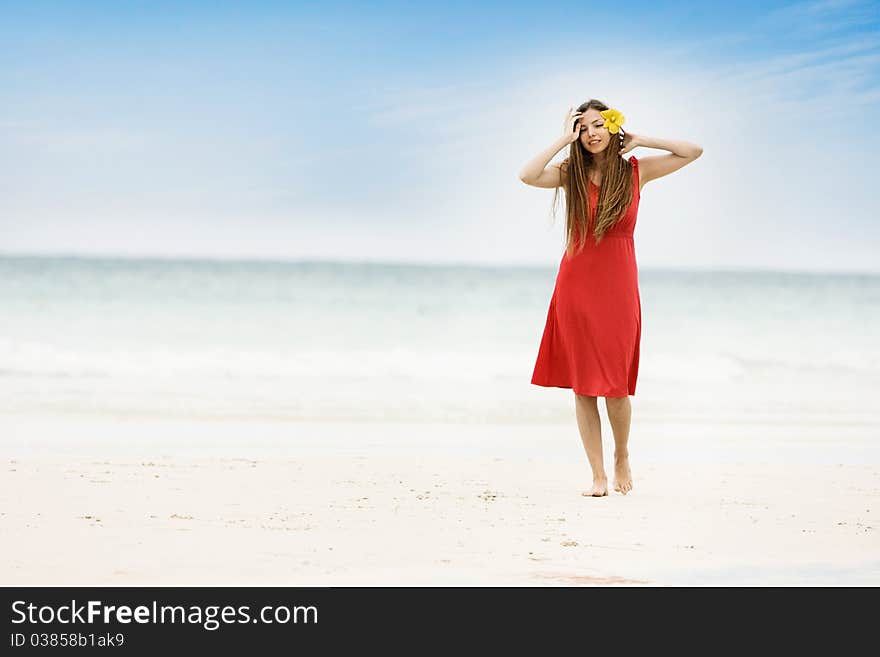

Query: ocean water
left=1, top=255, right=878, bottom=440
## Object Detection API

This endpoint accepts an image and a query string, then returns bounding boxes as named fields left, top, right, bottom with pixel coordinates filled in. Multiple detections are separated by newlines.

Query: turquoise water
left=1, top=255, right=878, bottom=432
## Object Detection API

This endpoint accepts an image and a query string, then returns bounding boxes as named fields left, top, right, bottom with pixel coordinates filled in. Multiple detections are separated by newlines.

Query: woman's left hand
left=619, top=131, right=639, bottom=155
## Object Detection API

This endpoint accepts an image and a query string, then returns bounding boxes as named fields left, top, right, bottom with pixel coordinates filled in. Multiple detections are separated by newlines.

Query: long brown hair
left=551, top=99, right=635, bottom=257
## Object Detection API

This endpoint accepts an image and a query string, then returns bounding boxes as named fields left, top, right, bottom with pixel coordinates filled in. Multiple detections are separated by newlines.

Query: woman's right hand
left=562, top=107, right=583, bottom=144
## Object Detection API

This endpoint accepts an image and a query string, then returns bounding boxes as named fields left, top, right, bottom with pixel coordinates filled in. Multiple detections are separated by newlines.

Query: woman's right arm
left=518, top=107, right=581, bottom=188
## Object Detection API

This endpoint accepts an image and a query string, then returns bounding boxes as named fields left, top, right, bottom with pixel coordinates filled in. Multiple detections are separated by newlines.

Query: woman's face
left=577, top=108, right=611, bottom=154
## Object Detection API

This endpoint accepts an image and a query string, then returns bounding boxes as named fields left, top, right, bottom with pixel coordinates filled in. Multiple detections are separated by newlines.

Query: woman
left=518, top=99, right=702, bottom=497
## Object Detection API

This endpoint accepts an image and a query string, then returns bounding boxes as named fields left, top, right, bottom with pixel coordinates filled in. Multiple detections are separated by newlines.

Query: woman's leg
left=574, top=393, right=608, bottom=496
left=605, top=395, right=633, bottom=494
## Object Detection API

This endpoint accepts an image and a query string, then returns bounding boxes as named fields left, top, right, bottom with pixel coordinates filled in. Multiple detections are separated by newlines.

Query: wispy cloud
left=1, top=1, right=877, bottom=271
left=760, top=0, right=877, bottom=35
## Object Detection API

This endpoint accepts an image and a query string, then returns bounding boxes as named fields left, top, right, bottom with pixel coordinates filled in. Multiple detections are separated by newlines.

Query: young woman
left=518, top=99, right=702, bottom=497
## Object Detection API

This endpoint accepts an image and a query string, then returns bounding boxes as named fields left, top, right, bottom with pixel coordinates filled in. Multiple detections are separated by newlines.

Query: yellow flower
left=600, top=108, right=625, bottom=134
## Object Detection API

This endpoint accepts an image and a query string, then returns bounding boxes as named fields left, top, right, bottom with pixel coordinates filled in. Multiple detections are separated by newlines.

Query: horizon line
left=0, top=250, right=877, bottom=278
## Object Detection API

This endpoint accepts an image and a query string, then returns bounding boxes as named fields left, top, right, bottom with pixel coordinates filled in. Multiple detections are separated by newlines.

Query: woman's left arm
left=621, top=133, right=703, bottom=186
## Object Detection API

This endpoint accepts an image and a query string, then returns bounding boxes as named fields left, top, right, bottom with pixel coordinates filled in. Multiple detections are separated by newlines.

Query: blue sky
left=2, top=0, right=878, bottom=272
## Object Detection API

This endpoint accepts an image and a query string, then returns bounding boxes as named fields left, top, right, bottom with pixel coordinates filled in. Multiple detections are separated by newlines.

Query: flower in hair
left=600, top=108, right=625, bottom=134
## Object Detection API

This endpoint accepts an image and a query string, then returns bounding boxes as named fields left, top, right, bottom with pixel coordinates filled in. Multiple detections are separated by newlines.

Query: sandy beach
left=2, top=417, right=877, bottom=586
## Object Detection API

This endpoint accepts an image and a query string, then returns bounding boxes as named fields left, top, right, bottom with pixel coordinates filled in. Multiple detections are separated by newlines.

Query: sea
left=1, top=254, right=878, bottom=456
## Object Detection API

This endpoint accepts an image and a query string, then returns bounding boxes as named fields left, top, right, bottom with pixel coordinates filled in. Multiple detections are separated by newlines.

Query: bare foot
left=613, top=456, right=633, bottom=495
left=582, top=478, right=608, bottom=497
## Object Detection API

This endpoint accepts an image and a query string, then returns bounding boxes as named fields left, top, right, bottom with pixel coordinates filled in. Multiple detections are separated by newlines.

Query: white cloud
left=3, top=2, right=878, bottom=272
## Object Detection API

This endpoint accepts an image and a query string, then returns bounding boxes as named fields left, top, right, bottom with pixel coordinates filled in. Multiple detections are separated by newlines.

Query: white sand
left=2, top=417, right=878, bottom=585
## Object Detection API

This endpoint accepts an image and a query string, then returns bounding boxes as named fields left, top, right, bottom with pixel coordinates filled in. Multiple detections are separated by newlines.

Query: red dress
left=531, top=155, right=641, bottom=398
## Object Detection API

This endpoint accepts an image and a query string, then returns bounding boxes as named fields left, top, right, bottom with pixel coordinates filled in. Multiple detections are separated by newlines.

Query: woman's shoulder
left=627, top=155, right=642, bottom=193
